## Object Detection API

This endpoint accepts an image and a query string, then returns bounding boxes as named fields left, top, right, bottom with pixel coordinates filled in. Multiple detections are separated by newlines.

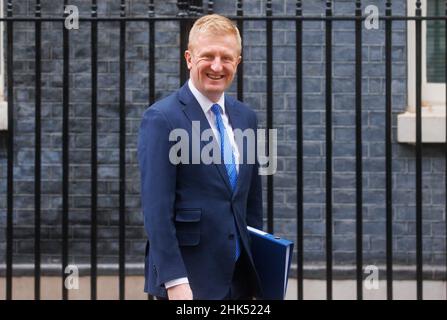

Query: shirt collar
left=188, top=79, right=226, bottom=115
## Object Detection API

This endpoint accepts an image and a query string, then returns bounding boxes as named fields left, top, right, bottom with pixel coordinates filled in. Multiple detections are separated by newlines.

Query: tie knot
left=211, top=104, right=222, bottom=116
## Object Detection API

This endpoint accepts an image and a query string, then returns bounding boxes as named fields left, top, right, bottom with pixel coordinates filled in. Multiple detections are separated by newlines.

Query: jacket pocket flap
left=175, top=209, right=201, bottom=222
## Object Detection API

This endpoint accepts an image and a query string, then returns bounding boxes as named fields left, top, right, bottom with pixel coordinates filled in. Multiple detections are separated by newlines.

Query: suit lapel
left=178, top=83, right=233, bottom=196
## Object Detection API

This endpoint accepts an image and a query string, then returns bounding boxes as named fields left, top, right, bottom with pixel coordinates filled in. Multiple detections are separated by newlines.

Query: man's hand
left=167, top=283, right=193, bottom=300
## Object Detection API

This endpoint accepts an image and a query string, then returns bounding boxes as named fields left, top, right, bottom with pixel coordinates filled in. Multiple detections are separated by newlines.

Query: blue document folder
left=247, top=226, right=294, bottom=300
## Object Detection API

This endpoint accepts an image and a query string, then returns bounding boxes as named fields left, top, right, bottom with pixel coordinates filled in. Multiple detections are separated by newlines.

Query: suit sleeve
left=137, top=107, right=188, bottom=287
left=246, top=111, right=263, bottom=230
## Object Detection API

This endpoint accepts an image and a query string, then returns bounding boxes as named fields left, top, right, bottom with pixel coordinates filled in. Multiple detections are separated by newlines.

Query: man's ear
left=234, top=55, right=242, bottom=69
left=185, top=50, right=192, bottom=70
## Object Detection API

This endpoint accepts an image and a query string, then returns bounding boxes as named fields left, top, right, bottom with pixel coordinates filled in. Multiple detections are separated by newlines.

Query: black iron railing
left=1, top=0, right=446, bottom=301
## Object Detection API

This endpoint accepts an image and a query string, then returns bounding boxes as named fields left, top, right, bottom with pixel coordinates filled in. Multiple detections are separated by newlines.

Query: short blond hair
left=188, top=14, right=242, bottom=55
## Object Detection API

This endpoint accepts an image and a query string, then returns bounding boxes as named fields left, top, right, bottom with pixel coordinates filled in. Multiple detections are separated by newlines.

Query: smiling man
left=137, top=14, right=263, bottom=300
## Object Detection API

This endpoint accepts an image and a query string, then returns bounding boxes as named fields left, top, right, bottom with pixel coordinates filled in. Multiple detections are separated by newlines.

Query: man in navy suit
left=137, top=14, right=263, bottom=300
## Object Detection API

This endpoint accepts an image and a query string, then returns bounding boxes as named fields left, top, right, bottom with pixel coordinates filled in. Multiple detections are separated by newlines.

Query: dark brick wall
left=0, top=0, right=445, bottom=279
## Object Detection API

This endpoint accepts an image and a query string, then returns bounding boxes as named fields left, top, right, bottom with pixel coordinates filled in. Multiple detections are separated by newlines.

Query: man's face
left=185, top=33, right=241, bottom=102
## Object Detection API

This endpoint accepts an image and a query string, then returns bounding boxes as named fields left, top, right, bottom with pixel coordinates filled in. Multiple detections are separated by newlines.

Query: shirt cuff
left=165, top=277, right=189, bottom=289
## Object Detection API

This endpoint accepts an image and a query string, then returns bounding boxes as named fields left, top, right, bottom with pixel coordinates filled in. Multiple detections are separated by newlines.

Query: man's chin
left=203, top=86, right=226, bottom=98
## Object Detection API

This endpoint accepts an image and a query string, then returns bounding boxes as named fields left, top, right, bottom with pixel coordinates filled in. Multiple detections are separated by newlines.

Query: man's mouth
left=206, top=74, right=225, bottom=80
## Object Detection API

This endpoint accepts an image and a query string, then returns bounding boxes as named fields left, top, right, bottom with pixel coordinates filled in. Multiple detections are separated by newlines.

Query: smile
left=206, top=74, right=225, bottom=80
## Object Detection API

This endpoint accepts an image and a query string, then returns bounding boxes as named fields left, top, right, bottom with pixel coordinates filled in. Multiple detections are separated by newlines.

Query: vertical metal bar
left=119, top=0, right=126, bottom=300
left=237, top=0, right=244, bottom=102
left=149, top=1, right=155, bottom=105
left=385, top=0, right=394, bottom=300
left=192, top=0, right=203, bottom=16
left=178, top=0, right=190, bottom=86
left=445, top=0, right=447, bottom=303
left=147, top=0, right=156, bottom=301
left=355, top=0, right=363, bottom=301
left=415, top=0, right=423, bottom=300
left=34, top=0, right=42, bottom=301
left=62, top=0, right=70, bottom=300
left=177, top=2, right=187, bottom=16
left=266, top=0, right=274, bottom=234
left=90, top=0, right=98, bottom=301
left=190, top=0, right=197, bottom=15
left=325, top=0, right=333, bottom=300
left=6, top=0, right=14, bottom=301
left=295, top=0, right=304, bottom=301
left=198, top=0, right=204, bottom=15
left=207, top=0, right=214, bottom=14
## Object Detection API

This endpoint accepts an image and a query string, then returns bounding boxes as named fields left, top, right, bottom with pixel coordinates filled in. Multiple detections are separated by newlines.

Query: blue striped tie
left=211, top=104, right=240, bottom=261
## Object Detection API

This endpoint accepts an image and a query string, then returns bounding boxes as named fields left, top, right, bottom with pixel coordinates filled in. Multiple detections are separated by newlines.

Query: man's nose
left=210, top=58, right=223, bottom=72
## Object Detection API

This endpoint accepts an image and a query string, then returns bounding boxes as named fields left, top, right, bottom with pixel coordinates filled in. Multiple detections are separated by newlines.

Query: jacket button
left=228, top=234, right=235, bottom=240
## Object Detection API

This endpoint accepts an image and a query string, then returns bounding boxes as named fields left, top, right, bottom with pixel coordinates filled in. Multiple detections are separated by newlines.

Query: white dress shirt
left=164, top=79, right=240, bottom=290
left=188, top=79, right=240, bottom=172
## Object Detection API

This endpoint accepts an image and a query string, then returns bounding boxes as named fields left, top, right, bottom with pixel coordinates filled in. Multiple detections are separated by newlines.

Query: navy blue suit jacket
left=137, top=82, right=263, bottom=299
